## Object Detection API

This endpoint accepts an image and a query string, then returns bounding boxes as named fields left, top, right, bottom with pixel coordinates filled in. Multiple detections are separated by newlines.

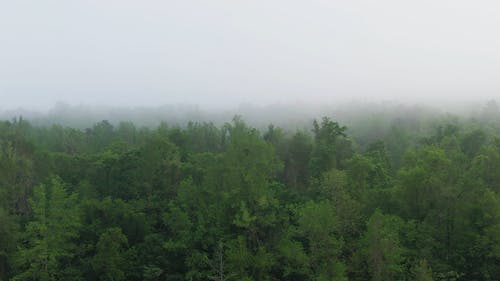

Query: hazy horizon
left=2, top=1, right=500, bottom=110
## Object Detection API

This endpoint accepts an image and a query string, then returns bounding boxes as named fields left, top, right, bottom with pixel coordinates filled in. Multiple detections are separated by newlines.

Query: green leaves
left=363, top=209, right=404, bottom=281
left=310, top=117, right=350, bottom=178
left=2, top=114, right=500, bottom=281
left=0, top=207, right=17, bottom=280
left=92, top=228, right=128, bottom=281
left=292, top=200, right=347, bottom=281
left=13, top=177, right=80, bottom=281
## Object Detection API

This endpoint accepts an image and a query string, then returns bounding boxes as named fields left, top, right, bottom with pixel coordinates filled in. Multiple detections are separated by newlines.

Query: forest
left=1, top=103, right=500, bottom=281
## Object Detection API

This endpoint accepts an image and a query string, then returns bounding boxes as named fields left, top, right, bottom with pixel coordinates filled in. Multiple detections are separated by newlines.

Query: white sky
left=1, top=0, right=500, bottom=110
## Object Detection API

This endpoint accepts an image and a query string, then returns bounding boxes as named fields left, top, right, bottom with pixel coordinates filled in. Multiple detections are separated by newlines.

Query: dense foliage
left=1, top=108, right=500, bottom=281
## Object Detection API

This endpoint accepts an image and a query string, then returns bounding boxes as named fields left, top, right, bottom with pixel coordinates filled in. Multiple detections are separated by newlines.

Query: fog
left=2, top=0, right=500, bottom=111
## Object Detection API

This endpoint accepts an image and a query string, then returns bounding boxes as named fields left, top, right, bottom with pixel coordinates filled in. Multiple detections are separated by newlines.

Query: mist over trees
left=1, top=101, right=500, bottom=280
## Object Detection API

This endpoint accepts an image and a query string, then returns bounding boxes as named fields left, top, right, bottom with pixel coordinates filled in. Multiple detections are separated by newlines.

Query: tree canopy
left=1, top=111, right=500, bottom=281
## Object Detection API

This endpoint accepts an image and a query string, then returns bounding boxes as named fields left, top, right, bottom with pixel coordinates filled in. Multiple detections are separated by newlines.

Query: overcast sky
left=1, top=0, right=500, bottom=110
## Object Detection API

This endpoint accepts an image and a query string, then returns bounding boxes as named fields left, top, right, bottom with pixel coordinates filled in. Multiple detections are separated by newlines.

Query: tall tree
left=92, top=227, right=129, bottom=281
left=363, top=209, right=404, bottom=281
left=0, top=207, right=17, bottom=280
left=296, top=200, right=347, bottom=281
left=13, top=177, right=80, bottom=281
left=310, top=117, right=350, bottom=178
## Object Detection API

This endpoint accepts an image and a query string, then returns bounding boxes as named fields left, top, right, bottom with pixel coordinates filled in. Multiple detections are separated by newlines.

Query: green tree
left=363, top=209, right=404, bottom=281
left=13, top=177, right=80, bottom=281
left=460, top=129, right=486, bottom=158
left=396, top=146, right=453, bottom=221
left=413, top=260, right=434, bottom=281
left=296, top=201, right=347, bottom=281
left=92, top=227, right=129, bottom=281
left=89, top=120, right=115, bottom=152
left=284, top=131, right=313, bottom=192
left=316, top=169, right=363, bottom=241
left=0, top=207, right=17, bottom=280
left=310, top=117, right=350, bottom=178
left=0, top=139, right=34, bottom=214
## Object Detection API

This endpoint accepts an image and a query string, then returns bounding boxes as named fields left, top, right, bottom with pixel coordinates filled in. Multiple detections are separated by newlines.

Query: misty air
left=1, top=1, right=500, bottom=281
